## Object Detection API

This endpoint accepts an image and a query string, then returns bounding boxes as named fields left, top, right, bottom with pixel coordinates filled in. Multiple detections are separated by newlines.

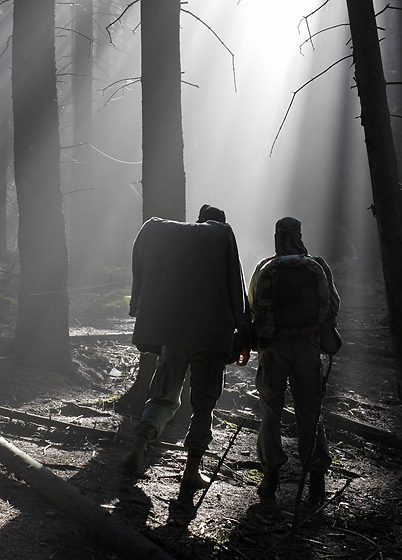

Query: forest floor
left=0, top=263, right=402, bottom=560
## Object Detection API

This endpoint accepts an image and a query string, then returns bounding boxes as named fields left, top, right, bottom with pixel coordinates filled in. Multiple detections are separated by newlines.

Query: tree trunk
left=0, top=115, right=7, bottom=258
left=140, top=0, right=186, bottom=222
left=0, top=436, right=174, bottom=560
left=69, top=0, right=95, bottom=265
left=125, top=0, right=188, bottom=416
left=346, top=0, right=402, bottom=400
left=12, top=0, right=72, bottom=372
left=0, top=29, right=11, bottom=259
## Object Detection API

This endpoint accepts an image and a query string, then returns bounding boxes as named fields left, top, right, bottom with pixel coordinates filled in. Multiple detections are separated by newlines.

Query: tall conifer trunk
left=346, top=0, right=402, bottom=399
left=117, top=0, right=187, bottom=413
left=69, top=0, right=95, bottom=265
left=141, top=0, right=186, bottom=222
left=12, top=0, right=72, bottom=372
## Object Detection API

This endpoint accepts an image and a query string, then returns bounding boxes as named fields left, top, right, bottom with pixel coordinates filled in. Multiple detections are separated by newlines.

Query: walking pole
left=285, top=355, right=333, bottom=560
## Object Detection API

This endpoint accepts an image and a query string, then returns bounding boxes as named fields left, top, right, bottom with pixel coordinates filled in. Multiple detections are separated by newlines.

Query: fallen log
left=322, top=408, right=402, bottom=451
left=0, top=436, right=174, bottom=560
left=214, top=407, right=402, bottom=452
left=0, top=405, right=219, bottom=459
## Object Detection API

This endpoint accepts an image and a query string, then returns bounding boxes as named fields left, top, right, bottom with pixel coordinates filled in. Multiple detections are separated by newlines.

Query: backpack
left=253, top=255, right=330, bottom=339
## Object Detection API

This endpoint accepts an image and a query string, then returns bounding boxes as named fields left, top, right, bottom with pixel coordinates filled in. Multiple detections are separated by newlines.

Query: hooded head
left=196, top=204, right=226, bottom=224
left=275, top=217, right=308, bottom=257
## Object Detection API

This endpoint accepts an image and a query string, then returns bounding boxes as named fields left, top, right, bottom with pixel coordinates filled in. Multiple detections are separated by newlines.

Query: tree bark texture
left=69, top=0, right=96, bottom=265
left=141, top=0, right=186, bottom=222
left=346, top=0, right=402, bottom=399
left=12, top=0, right=72, bottom=371
left=0, top=42, right=10, bottom=258
left=0, top=436, right=174, bottom=560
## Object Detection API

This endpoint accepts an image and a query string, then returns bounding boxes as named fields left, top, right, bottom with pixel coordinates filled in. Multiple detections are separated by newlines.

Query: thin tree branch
left=62, top=188, right=94, bottom=196
left=270, top=54, right=353, bottom=156
left=181, top=9, right=237, bottom=93
left=339, top=529, right=392, bottom=560
left=0, top=36, right=11, bottom=59
left=131, top=22, right=141, bottom=35
left=98, top=79, right=141, bottom=110
left=375, top=3, right=391, bottom=17
left=181, top=80, right=199, bottom=88
left=54, top=27, right=101, bottom=46
left=299, top=24, right=349, bottom=55
left=62, top=142, right=141, bottom=165
left=298, top=0, right=331, bottom=50
left=387, top=81, right=402, bottom=85
left=98, top=77, right=141, bottom=93
left=106, top=0, right=140, bottom=44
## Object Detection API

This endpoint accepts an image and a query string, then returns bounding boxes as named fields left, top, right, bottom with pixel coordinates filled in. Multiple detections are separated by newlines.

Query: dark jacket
left=130, top=217, right=246, bottom=357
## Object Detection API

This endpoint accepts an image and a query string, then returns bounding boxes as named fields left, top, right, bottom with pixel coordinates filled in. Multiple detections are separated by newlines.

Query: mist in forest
left=2, top=0, right=400, bottom=284
left=180, top=0, right=381, bottom=281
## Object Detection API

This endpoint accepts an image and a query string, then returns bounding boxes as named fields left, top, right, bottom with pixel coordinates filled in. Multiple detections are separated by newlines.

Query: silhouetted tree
left=0, top=10, right=12, bottom=259
left=117, top=0, right=187, bottom=414
left=141, top=0, right=186, bottom=222
left=69, top=0, right=95, bottom=265
left=12, top=0, right=72, bottom=372
left=346, top=0, right=402, bottom=399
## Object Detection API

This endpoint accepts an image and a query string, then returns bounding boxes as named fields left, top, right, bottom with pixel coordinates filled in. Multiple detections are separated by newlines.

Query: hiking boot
left=120, top=434, right=149, bottom=474
left=308, top=471, right=326, bottom=505
left=181, top=453, right=210, bottom=490
left=257, top=471, right=279, bottom=498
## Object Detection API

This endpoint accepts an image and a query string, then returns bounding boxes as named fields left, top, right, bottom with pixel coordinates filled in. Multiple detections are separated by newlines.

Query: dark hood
left=274, top=217, right=308, bottom=256
left=196, top=204, right=226, bottom=224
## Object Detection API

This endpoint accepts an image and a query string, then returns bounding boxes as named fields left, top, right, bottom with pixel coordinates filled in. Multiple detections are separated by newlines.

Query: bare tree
left=12, top=0, right=72, bottom=372
left=346, top=0, right=402, bottom=399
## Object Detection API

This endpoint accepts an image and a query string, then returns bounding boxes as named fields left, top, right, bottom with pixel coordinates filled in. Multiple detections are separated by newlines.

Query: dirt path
left=0, top=275, right=401, bottom=559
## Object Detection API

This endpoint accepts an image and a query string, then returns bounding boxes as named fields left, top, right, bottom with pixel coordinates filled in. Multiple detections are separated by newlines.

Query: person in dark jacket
left=123, top=205, right=250, bottom=488
left=248, top=217, right=340, bottom=504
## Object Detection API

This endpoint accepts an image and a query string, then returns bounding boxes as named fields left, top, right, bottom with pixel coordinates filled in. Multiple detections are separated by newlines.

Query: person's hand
left=236, top=346, right=250, bottom=366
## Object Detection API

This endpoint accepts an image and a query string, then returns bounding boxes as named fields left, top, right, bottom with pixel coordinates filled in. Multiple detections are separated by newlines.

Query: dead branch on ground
left=0, top=405, right=219, bottom=459
left=0, top=436, right=174, bottom=560
left=215, top=406, right=402, bottom=452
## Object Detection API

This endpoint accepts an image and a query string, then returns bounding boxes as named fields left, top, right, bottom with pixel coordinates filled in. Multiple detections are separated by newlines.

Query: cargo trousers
left=256, top=337, right=331, bottom=473
left=135, top=345, right=225, bottom=456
